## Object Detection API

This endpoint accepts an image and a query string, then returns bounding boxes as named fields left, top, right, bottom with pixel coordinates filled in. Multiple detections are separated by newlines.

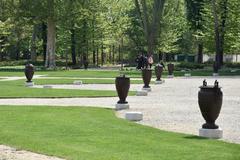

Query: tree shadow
left=184, top=135, right=208, bottom=141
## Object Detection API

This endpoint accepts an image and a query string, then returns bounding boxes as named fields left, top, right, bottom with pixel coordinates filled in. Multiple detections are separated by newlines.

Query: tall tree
left=185, top=0, right=205, bottom=63
left=211, top=0, right=228, bottom=68
left=45, top=0, right=56, bottom=68
left=134, top=0, right=166, bottom=55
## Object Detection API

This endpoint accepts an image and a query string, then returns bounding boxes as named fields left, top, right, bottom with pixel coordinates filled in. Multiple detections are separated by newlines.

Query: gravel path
left=0, top=145, right=64, bottom=160
left=33, top=84, right=143, bottom=91
left=0, top=77, right=239, bottom=159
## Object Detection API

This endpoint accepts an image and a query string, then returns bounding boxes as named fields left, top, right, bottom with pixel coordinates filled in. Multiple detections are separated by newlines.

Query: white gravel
left=0, top=145, right=64, bottom=160
left=32, top=84, right=143, bottom=91
left=0, top=76, right=239, bottom=147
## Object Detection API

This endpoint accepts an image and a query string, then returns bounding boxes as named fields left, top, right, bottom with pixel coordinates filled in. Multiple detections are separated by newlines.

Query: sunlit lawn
left=0, top=106, right=239, bottom=160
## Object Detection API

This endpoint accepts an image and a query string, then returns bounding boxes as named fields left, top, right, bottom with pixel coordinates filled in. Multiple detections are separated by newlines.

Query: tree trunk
left=211, top=0, right=221, bottom=70
left=45, top=16, right=56, bottom=68
left=219, top=0, right=228, bottom=66
left=197, top=43, right=203, bottom=63
left=70, top=28, right=77, bottom=65
left=135, top=0, right=166, bottom=56
left=118, top=44, right=121, bottom=62
left=101, top=43, right=104, bottom=66
left=31, top=24, right=37, bottom=62
left=15, top=42, right=20, bottom=60
left=96, top=46, right=99, bottom=66
left=42, top=22, right=47, bottom=62
left=112, top=45, right=115, bottom=64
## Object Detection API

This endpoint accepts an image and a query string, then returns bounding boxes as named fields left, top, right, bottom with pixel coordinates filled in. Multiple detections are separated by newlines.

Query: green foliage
left=224, top=62, right=240, bottom=68
left=176, top=62, right=205, bottom=70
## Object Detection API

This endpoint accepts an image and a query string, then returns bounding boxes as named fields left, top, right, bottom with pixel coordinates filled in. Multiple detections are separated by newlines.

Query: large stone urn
left=198, top=80, right=223, bottom=129
left=142, top=69, right=152, bottom=91
left=25, top=63, right=34, bottom=83
left=115, top=75, right=130, bottom=104
left=167, top=63, right=174, bottom=76
left=155, top=64, right=163, bottom=81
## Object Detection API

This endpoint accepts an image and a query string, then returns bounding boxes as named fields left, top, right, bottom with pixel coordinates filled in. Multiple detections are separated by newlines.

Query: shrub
left=224, top=62, right=240, bottom=68
left=176, top=62, right=205, bottom=70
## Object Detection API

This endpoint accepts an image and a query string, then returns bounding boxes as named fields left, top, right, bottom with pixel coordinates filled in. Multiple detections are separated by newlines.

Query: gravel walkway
left=0, top=145, right=64, bottom=160
left=0, top=77, right=239, bottom=159
left=32, top=84, right=143, bottom=91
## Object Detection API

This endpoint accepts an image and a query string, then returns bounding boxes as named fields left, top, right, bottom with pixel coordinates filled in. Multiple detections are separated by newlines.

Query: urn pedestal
left=198, top=80, right=223, bottom=139
left=115, top=75, right=130, bottom=110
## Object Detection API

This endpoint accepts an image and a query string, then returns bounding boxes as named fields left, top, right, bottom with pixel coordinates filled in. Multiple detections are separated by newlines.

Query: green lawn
left=0, top=80, right=136, bottom=98
left=0, top=68, right=240, bottom=78
left=0, top=70, right=141, bottom=78
left=0, top=106, right=239, bottom=160
left=34, top=78, right=144, bottom=85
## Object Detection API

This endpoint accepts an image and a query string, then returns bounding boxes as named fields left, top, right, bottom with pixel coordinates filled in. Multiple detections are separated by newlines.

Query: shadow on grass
left=184, top=135, right=208, bottom=141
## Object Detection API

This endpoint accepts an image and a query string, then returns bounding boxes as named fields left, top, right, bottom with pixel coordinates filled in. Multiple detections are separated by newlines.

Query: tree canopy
left=0, top=0, right=240, bottom=68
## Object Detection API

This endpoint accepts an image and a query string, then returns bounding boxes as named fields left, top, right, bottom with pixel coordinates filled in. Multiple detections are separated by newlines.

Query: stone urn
left=84, top=61, right=89, bottom=70
left=155, top=64, right=163, bottom=81
left=115, top=75, right=130, bottom=104
left=142, top=68, right=152, bottom=89
left=198, top=80, right=223, bottom=129
left=167, top=63, right=174, bottom=76
left=25, top=63, right=34, bottom=82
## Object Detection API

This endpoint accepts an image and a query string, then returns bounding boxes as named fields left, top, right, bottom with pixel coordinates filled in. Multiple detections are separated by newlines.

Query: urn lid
left=116, top=74, right=130, bottom=79
left=199, top=80, right=221, bottom=89
left=25, top=63, right=34, bottom=68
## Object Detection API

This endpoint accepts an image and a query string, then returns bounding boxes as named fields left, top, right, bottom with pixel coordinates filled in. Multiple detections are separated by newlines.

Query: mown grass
left=0, top=106, right=239, bottom=160
left=0, top=80, right=135, bottom=98
left=34, top=78, right=144, bottom=85
left=0, top=68, right=240, bottom=78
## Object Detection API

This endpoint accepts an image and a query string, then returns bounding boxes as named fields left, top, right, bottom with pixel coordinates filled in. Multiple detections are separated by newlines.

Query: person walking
left=147, top=55, right=154, bottom=68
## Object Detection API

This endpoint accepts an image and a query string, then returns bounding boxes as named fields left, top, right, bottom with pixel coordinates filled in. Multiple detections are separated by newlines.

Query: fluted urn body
left=142, top=69, right=152, bottom=88
left=198, top=80, right=223, bottom=129
left=115, top=75, right=130, bottom=104
left=25, top=63, right=34, bottom=82
left=167, top=63, right=174, bottom=75
left=155, top=64, right=163, bottom=81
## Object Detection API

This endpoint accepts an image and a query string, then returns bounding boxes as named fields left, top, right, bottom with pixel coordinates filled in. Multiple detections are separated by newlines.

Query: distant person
left=147, top=55, right=153, bottom=68
left=160, top=60, right=165, bottom=69
left=142, top=54, right=148, bottom=69
left=135, top=54, right=142, bottom=70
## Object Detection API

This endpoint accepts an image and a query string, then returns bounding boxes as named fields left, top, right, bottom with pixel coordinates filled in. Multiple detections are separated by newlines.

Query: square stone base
left=43, top=85, right=53, bottom=89
left=142, top=87, right=151, bottom=92
left=73, top=81, right=83, bottom=85
left=213, top=73, right=219, bottom=77
left=199, top=128, right=223, bottom=139
left=136, top=90, right=148, bottom=96
left=125, top=112, right=143, bottom=121
left=25, top=82, right=34, bottom=87
left=167, top=75, right=174, bottom=78
left=115, top=103, right=129, bottom=110
left=184, top=73, right=191, bottom=77
left=155, top=80, right=165, bottom=84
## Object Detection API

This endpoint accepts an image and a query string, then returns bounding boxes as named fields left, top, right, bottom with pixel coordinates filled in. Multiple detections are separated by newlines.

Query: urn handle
left=214, top=80, right=219, bottom=88
left=203, top=79, right=207, bottom=86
